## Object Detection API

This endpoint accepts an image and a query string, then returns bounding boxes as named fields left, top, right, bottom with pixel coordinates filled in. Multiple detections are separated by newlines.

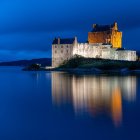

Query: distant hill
left=0, top=58, right=51, bottom=67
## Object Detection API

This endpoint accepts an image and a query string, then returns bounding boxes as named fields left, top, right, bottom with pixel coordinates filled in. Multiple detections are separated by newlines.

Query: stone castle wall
left=88, top=31, right=122, bottom=49
left=52, top=42, right=137, bottom=67
left=73, top=43, right=136, bottom=61
left=73, top=43, right=112, bottom=58
left=115, top=50, right=137, bottom=61
left=52, top=44, right=73, bottom=67
left=88, top=22, right=122, bottom=49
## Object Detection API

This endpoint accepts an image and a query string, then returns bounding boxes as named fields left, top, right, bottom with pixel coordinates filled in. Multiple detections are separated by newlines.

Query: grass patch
left=59, top=55, right=140, bottom=70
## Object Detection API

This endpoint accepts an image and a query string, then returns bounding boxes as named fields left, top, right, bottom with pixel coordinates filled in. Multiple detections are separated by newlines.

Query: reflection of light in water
left=51, top=72, right=137, bottom=126
left=122, top=76, right=136, bottom=101
left=52, top=72, right=72, bottom=105
left=111, top=88, right=122, bottom=127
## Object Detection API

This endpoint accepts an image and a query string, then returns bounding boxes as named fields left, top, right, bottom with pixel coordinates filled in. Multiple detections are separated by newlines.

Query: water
left=0, top=67, right=140, bottom=140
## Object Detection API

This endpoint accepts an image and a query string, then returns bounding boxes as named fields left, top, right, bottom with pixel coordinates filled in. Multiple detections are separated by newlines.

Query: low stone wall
left=73, top=43, right=137, bottom=61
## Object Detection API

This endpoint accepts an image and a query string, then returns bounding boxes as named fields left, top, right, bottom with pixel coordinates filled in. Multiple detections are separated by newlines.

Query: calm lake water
left=0, top=67, right=140, bottom=140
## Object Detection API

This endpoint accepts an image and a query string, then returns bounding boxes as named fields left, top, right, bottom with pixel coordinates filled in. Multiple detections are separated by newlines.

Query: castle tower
left=88, top=22, right=122, bottom=48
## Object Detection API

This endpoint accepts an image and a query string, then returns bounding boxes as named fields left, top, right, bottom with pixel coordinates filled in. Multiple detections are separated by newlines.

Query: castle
left=52, top=22, right=137, bottom=67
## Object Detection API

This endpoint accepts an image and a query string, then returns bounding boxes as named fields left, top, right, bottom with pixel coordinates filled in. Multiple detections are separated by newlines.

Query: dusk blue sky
left=0, top=0, right=140, bottom=61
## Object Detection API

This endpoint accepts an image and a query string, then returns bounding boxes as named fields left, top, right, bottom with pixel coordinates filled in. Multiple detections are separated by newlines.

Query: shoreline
left=23, top=67, right=140, bottom=75
left=53, top=68, right=140, bottom=75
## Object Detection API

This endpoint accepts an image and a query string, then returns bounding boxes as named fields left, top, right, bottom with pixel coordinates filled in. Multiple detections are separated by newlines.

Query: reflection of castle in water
left=52, top=72, right=137, bottom=126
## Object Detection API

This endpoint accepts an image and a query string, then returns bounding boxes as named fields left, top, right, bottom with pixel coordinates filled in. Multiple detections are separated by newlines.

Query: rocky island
left=23, top=22, right=140, bottom=74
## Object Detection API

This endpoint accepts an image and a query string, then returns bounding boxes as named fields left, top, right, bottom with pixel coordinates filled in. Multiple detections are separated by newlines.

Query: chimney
left=93, top=24, right=97, bottom=28
left=58, top=38, right=60, bottom=44
left=114, top=22, right=118, bottom=31
left=74, top=36, right=78, bottom=44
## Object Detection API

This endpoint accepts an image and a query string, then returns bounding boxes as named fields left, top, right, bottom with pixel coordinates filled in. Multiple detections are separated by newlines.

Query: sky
left=0, top=0, right=140, bottom=61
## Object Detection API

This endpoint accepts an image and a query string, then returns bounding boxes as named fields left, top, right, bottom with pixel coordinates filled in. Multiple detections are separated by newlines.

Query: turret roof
left=91, top=23, right=116, bottom=32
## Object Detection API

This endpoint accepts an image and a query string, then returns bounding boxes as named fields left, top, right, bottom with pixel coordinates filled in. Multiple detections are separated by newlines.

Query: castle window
left=67, top=50, right=69, bottom=53
left=55, top=50, right=57, bottom=53
left=61, top=50, right=63, bottom=53
left=61, top=46, right=63, bottom=48
left=67, top=45, right=69, bottom=48
left=55, top=46, right=57, bottom=48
